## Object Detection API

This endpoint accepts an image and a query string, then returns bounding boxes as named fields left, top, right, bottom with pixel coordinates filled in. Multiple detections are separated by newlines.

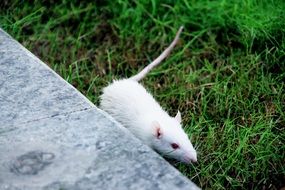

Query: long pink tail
left=130, top=26, right=184, bottom=81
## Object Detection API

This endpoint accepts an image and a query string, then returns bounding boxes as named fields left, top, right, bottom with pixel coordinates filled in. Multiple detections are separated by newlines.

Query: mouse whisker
left=161, top=150, right=176, bottom=157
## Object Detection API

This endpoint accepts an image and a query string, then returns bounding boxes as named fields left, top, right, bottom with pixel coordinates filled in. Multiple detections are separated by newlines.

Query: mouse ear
left=152, top=121, right=162, bottom=139
left=175, top=110, right=182, bottom=123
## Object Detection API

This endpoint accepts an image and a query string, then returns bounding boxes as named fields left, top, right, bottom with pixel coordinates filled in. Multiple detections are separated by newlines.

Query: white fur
left=100, top=79, right=197, bottom=163
left=100, top=26, right=197, bottom=163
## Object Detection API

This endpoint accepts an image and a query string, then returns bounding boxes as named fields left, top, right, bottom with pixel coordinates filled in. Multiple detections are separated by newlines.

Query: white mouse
left=100, top=27, right=197, bottom=163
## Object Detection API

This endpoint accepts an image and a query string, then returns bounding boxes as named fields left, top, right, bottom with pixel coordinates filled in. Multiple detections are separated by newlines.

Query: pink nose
left=184, top=155, right=197, bottom=163
left=191, top=157, right=197, bottom=163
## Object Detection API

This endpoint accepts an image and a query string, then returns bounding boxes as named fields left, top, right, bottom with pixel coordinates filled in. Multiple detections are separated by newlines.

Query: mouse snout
left=190, top=156, right=197, bottom=163
left=184, top=153, right=197, bottom=163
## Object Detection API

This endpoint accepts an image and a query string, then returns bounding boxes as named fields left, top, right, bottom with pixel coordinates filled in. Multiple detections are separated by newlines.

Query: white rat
left=100, top=26, right=197, bottom=163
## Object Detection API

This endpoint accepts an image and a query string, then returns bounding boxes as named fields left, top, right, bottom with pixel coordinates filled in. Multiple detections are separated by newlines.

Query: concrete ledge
left=0, top=29, right=94, bottom=126
left=0, top=28, right=200, bottom=190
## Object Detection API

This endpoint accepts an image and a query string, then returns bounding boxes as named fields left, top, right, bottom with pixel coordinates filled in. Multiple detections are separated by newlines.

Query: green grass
left=1, top=0, right=284, bottom=189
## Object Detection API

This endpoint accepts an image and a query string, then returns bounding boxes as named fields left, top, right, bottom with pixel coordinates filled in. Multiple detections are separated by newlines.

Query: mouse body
left=100, top=27, right=197, bottom=163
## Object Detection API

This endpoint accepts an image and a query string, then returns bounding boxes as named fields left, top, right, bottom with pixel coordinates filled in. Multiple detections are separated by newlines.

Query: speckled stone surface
left=0, top=28, right=200, bottom=190
left=0, top=109, right=199, bottom=190
left=0, top=29, right=94, bottom=126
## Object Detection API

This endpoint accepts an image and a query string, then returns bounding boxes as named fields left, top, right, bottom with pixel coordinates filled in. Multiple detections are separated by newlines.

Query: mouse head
left=151, top=111, right=197, bottom=164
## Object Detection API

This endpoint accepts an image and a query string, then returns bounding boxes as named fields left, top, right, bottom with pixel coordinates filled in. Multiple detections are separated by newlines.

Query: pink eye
left=171, top=143, right=179, bottom=149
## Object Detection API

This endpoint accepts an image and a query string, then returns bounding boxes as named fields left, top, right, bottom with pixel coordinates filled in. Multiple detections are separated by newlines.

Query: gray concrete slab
left=0, top=28, right=200, bottom=190
left=0, top=29, right=94, bottom=126
left=0, top=108, right=199, bottom=190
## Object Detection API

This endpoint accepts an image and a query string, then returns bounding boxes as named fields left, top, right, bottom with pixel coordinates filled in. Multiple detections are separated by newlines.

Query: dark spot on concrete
left=10, top=150, right=55, bottom=175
